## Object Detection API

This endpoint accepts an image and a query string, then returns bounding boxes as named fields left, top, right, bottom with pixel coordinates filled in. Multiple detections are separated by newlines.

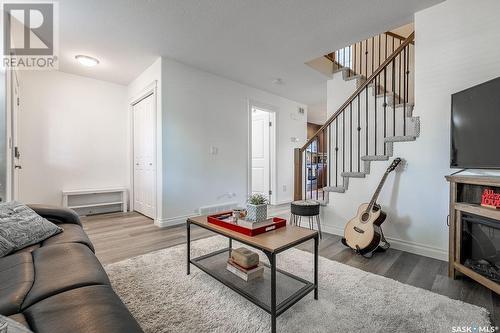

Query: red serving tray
left=207, top=212, right=286, bottom=236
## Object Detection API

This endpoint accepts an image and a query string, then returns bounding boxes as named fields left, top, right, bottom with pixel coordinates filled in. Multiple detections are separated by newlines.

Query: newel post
left=294, top=148, right=303, bottom=201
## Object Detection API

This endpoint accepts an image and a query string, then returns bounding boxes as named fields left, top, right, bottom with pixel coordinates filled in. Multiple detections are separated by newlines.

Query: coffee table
left=187, top=215, right=319, bottom=333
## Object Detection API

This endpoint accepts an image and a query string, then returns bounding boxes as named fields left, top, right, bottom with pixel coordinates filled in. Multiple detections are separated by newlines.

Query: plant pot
left=246, top=204, right=267, bottom=222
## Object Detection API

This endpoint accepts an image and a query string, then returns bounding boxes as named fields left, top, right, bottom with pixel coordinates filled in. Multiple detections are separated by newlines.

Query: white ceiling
left=58, top=0, right=442, bottom=105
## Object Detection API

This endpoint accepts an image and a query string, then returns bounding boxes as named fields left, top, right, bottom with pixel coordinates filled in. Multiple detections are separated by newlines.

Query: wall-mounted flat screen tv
left=451, top=76, right=500, bottom=169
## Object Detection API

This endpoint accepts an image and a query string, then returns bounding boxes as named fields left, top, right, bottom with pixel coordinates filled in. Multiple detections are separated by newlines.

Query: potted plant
left=246, top=194, right=268, bottom=222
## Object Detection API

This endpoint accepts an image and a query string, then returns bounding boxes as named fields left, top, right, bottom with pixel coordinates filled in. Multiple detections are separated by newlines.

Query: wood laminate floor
left=82, top=208, right=500, bottom=326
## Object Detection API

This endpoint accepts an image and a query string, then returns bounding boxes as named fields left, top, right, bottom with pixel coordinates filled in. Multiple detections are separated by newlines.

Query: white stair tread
left=361, top=155, right=389, bottom=161
left=324, top=186, right=346, bottom=193
left=341, top=172, right=366, bottom=178
left=385, top=136, right=416, bottom=143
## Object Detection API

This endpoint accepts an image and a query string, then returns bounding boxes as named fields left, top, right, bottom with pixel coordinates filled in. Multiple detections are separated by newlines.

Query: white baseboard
left=155, top=214, right=199, bottom=228
left=320, top=224, right=448, bottom=261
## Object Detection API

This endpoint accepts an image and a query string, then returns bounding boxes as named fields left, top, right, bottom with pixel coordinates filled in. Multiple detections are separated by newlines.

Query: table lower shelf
left=190, top=248, right=315, bottom=316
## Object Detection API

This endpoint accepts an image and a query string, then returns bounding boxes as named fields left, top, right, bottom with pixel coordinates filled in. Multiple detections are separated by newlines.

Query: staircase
left=295, top=32, right=417, bottom=204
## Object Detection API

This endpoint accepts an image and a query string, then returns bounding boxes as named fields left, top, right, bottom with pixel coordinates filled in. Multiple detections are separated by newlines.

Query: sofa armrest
left=28, top=204, right=82, bottom=227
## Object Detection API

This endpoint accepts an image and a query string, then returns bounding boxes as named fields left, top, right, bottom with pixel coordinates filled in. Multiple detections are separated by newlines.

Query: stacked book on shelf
left=226, top=247, right=263, bottom=282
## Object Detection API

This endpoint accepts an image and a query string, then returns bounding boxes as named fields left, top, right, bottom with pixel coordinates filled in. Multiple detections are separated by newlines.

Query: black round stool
left=290, top=200, right=322, bottom=239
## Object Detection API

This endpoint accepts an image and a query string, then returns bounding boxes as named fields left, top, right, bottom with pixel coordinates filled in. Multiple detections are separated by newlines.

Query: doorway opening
left=249, top=105, right=276, bottom=205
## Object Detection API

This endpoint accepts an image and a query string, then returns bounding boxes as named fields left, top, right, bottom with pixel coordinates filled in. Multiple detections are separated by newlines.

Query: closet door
left=133, top=93, right=156, bottom=219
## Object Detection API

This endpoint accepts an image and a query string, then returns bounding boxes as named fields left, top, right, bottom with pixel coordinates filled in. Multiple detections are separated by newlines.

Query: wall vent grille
left=198, top=202, right=238, bottom=215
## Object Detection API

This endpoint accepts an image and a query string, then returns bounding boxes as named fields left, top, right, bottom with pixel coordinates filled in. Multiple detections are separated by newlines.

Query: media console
left=446, top=173, right=500, bottom=294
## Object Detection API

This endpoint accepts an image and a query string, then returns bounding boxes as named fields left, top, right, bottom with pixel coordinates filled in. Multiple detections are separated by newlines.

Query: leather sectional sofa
left=0, top=205, right=143, bottom=333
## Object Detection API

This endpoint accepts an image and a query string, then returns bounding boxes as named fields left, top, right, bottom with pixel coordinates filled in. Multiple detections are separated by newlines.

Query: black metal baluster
left=357, top=96, right=361, bottom=172
left=374, top=75, right=377, bottom=155
left=403, top=45, right=407, bottom=136
left=392, top=58, right=396, bottom=136
left=342, top=111, right=345, bottom=174
left=365, top=39, right=368, bottom=78
left=378, top=34, right=381, bottom=67
left=360, top=42, right=363, bottom=76
left=383, top=67, right=387, bottom=155
left=399, top=43, right=402, bottom=105
left=371, top=37, right=374, bottom=76
left=335, top=119, right=339, bottom=187
left=315, top=137, right=318, bottom=200
left=406, top=45, right=410, bottom=103
left=385, top=34, right=388, bottom=63
left=328, top=126, right=331, bottom=187
left=353, top=43, right=357, bottom=75
left=350, top=102, right=353, bottom=172
left=322, top=130, right=326, bottom=200
left=365, top=86, right=368, bottom=156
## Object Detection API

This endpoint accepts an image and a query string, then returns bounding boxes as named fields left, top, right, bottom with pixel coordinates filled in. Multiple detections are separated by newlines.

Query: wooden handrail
left=323, top=32, right=413, bottom=65
left=300, top=32, right=414, bottom=152
left=385, top=31, right=415, bottom=45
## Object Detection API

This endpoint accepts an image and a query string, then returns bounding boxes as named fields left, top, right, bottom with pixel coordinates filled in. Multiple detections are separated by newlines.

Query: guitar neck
left=366, top=172, right=390, bottom=212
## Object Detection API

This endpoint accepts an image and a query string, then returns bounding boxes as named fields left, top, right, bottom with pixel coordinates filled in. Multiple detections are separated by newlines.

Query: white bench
left=62, top=188, right=128, bottom=216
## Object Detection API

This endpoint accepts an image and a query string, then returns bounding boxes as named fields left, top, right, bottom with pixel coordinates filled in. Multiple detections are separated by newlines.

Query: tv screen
left=451, top=76, right=500, bottom=169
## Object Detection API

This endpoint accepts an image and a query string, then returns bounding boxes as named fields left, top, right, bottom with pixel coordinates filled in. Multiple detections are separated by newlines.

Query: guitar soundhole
left=361, top=213, right=370, bottom=222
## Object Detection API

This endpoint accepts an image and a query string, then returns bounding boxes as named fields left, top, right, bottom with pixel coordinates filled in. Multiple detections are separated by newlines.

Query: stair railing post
left=294, top=148, right=303, bottom=201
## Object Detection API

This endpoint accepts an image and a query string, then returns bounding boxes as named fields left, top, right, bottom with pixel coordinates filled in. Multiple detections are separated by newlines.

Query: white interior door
left=251, top=108, right=271, bottom=199
left=12, top=72, right=21, bottom=200
left=133, top=93, right=156, bottom=219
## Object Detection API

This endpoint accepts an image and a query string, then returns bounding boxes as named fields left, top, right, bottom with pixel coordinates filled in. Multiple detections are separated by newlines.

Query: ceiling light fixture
left=75, top=55, right=100, bottom=67
left=273, top=78, right=284, bottom=85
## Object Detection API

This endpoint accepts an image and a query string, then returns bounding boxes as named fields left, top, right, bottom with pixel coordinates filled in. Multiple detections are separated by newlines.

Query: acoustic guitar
left=343, top=158, right=402, bottom=255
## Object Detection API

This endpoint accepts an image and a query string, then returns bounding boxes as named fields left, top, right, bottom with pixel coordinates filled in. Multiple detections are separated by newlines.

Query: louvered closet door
left=133, top=93, right=156, bottom=219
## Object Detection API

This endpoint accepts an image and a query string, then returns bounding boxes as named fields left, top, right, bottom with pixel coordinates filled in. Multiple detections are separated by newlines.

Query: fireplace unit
left=460, top=213, right=500, bottom=283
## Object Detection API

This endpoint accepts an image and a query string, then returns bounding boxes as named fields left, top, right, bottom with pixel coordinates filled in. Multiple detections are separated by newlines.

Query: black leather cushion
left=0, top=253, right=34, bottom=315
left=8, top=313, right=30, bottom=328
left=24, top=285, right=143, bottom=333
left=10, top=244, right=40, bottom=255
left=41, top=224, right=94, bottom=252
left=27, top=205, right=81, bottom=227
left=21, top=243, right=110, bottom=309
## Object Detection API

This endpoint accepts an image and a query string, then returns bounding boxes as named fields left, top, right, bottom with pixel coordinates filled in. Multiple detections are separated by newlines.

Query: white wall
left=327, top=72, right=358, bottom=118
left=18, top=71, right=128, bottom=206
left=321, top=0, right=500, bottom=260
left=307, top=102, right=327, bottom=125
left=127, top=58, right=163, bottom=221
left=160, top=57, right=307, bottom=226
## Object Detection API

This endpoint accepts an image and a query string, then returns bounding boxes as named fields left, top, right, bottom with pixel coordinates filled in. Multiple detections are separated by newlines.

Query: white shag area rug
left=105, top=236, right=490, bottom=333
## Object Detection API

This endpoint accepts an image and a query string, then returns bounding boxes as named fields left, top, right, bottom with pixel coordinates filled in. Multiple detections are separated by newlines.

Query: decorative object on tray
left=232, top=208, right=247, bottom=221
left=226, top=247, right=263, bottom=281
left=207, top=212, right=286, bottom=236
left=481, top=188, right=500, bottom=209
left=246, top=194, right=268, bottom=222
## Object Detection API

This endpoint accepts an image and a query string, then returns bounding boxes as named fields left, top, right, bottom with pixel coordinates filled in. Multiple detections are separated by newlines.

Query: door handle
left=14, top=165, right=22, bottom=169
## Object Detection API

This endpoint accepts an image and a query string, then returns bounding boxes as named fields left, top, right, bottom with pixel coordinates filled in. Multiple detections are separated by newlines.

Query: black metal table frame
left=187, top=220, right=319, bottom=333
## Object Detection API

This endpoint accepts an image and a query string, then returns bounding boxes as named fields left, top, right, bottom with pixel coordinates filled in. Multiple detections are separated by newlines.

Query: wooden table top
left=187, top=215, right=318, bottom=253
